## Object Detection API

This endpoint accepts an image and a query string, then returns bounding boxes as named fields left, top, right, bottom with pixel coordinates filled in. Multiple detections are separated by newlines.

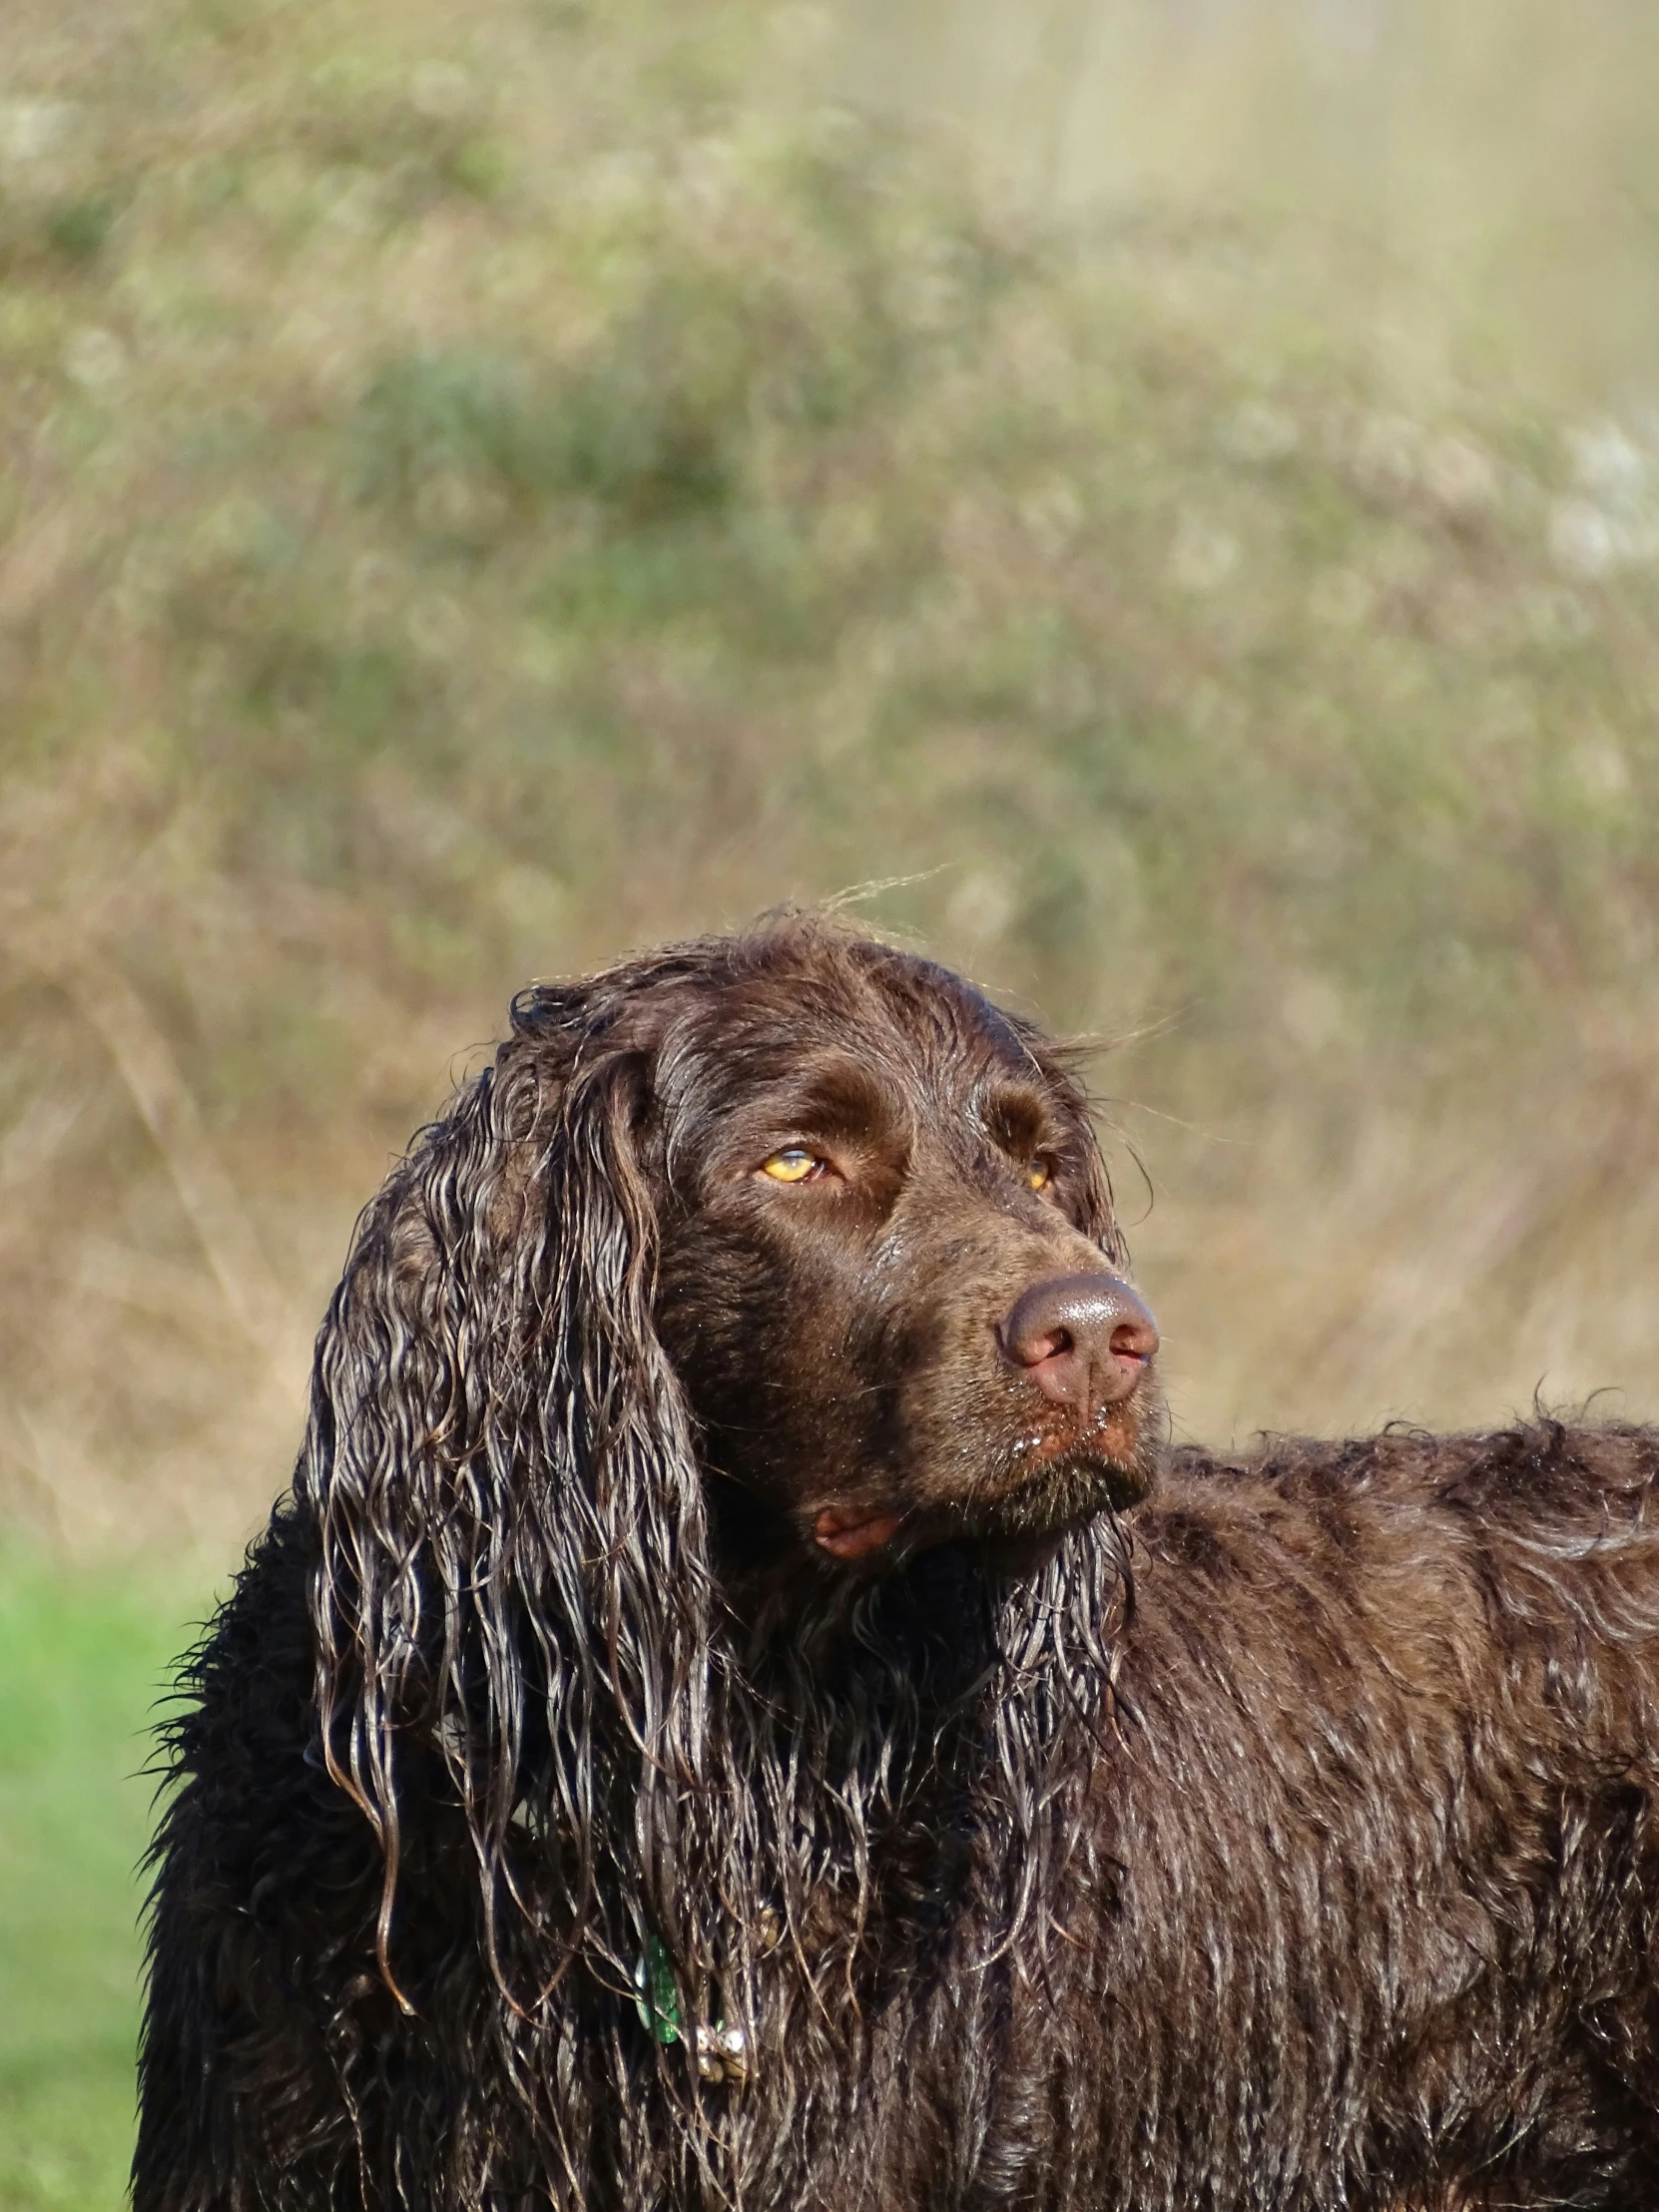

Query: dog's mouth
left=804, top=1352, right=1164, bottom=1573
left=811, top=1420, right=1158, bottom=1572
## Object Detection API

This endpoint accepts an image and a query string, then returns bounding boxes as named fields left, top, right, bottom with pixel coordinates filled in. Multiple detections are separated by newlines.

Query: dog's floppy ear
left=297, top=986, right=715, bottom=2014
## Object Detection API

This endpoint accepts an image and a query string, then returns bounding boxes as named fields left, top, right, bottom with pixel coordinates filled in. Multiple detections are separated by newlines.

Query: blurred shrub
left=2, top=0, right=1659, bottom=1543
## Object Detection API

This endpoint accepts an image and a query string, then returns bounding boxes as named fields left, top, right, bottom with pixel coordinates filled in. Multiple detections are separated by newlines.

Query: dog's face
left=643, top=940, right=1163, bottom=1576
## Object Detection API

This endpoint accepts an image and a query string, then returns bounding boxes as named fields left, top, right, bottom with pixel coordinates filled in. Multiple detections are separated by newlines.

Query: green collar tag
left=632, top=1937, right=752, bottom=2084
left=633, top=1936, right=682, bottom=2045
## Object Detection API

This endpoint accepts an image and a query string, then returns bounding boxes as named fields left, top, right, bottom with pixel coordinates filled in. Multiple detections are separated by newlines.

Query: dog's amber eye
left=761, top=1148, right=823, bottom=1184
left=1027, top=1158, right=1053, bottom=1192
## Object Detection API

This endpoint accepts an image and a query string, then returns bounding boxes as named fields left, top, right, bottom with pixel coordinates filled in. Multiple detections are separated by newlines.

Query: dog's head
left=636, top=929, right=1161, bottom=1577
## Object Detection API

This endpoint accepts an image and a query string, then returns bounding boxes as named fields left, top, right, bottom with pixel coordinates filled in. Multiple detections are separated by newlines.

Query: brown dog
left=135, top=919, right=1659, bottom=2211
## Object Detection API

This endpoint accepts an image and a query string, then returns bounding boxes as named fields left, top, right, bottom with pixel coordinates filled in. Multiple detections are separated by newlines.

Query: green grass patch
left=0, top=1556, right=209, bottom=2212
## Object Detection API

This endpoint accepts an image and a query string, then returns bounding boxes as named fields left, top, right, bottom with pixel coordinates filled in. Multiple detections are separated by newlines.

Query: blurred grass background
left=5, top=0, right=1659, bottom=2202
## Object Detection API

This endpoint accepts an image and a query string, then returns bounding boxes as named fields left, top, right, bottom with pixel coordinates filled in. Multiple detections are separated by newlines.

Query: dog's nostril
left=1109, top=1315, right=1157, bottom=1365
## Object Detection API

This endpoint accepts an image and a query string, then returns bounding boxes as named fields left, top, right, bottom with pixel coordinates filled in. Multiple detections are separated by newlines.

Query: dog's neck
left=718, top=1534, right=1004, bottom=1705
left=706, top=1470, right=1109, bottom=1688
left=706, top=1519, right=1131, bottom=1841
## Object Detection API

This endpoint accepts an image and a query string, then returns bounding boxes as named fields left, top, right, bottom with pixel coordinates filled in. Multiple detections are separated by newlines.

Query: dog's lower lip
left=813, top=1507, right=903, bottom=1561
left=987, top=1430, right=1153, bottom=1523
left=1015, top=1418, right=1136, bottom=1467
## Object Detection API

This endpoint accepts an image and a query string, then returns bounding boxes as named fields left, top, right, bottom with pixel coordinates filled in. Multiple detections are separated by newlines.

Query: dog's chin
left=960, top=1443, right=1151, bottom=1560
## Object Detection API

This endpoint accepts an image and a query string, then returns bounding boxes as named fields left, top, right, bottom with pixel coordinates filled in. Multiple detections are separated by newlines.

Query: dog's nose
left=998, top=1273, right=1159, bottom=1411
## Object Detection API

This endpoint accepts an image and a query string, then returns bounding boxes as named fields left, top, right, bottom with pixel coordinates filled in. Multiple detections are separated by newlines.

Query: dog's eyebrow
left=761, top=1057, right=907, bottom=1146
left=975, top=1081, right=1061, bottom=1157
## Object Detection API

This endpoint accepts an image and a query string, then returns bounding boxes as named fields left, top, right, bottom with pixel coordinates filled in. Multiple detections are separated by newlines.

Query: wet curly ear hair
left=303, top=989, right=701, bottom=2000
